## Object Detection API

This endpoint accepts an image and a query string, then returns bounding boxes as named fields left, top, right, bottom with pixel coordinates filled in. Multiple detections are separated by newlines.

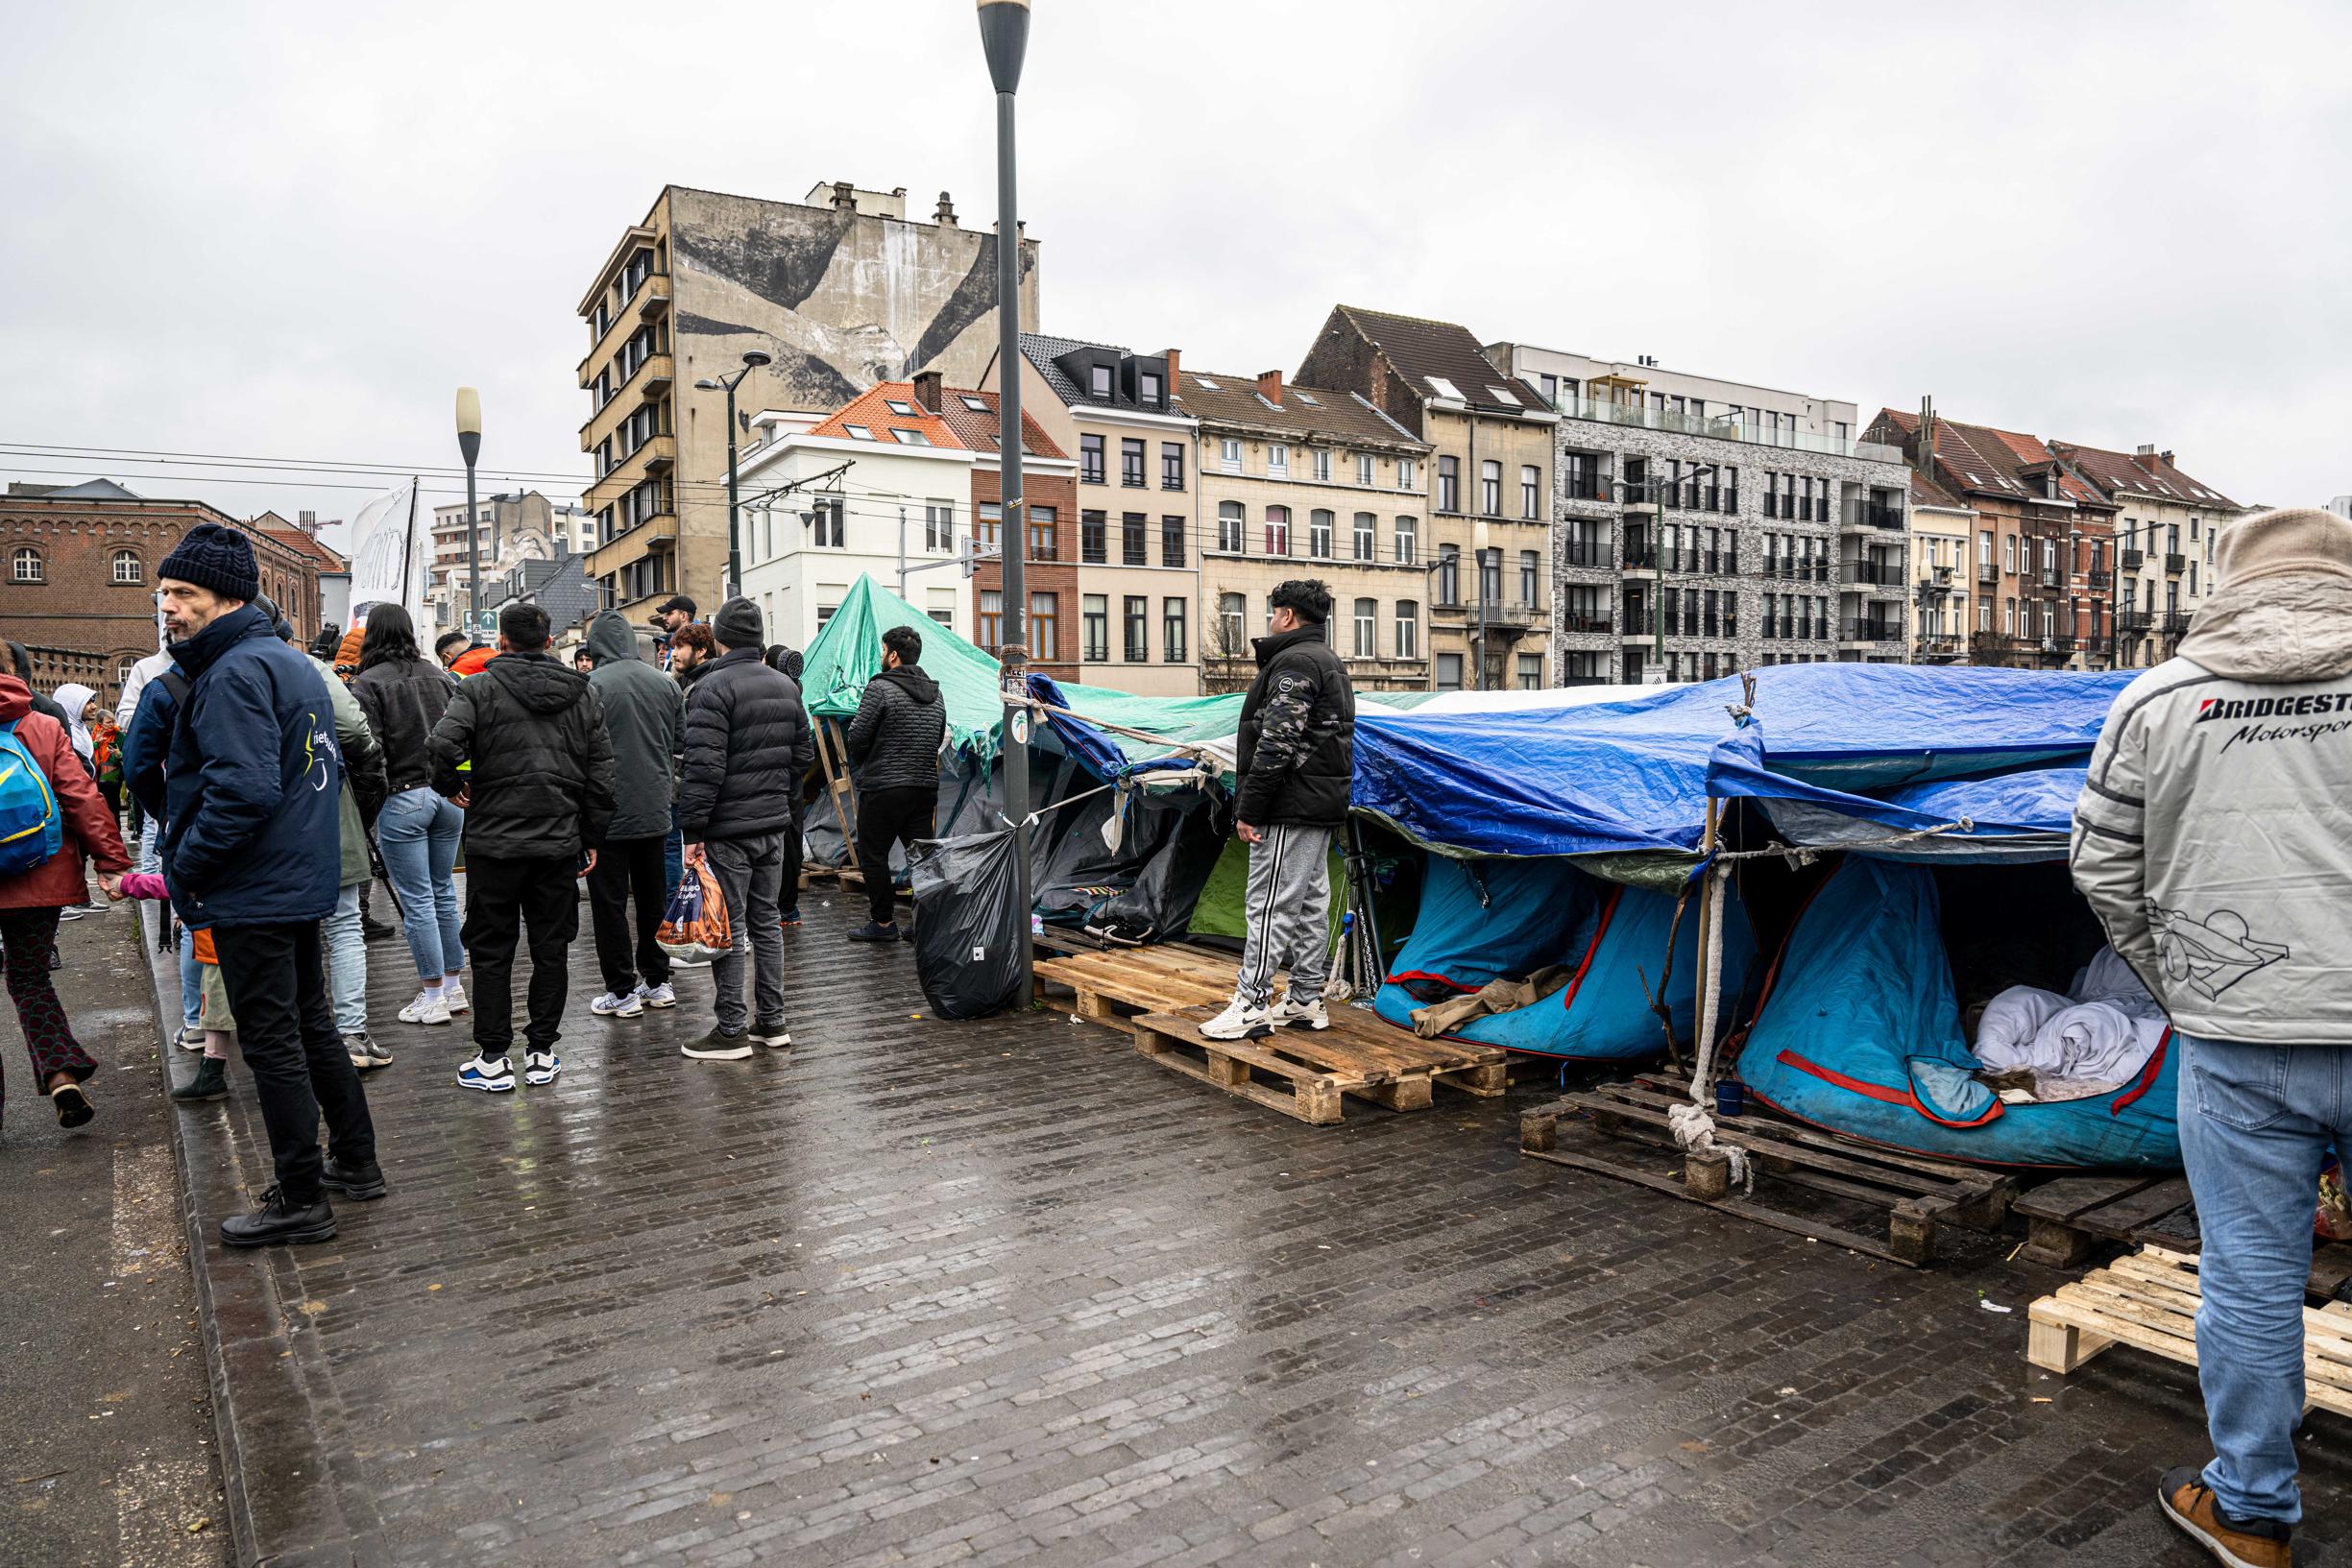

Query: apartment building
left=1482, top=346, right=1911, bottom=683
left=427, top=490, right=595, bottom=637
left=1905, top=470, right=1976, bottom=663
left=984, top=333, right=1200, bottom=696
left=574, top=181, right=1041, bottom=622
left=1868, top=406, right=2115, bottom=671
left=2048, top=442, right=2238, bottom=669
left=735, top=375, right=979, bottom=649
left=1176, top=368, right=1433, bottom=694
left=1295, top=307, right=1556, bottom=690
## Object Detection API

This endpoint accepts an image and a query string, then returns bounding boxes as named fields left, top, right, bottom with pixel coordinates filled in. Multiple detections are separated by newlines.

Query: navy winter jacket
left=160, top=604, right=343, bottom=928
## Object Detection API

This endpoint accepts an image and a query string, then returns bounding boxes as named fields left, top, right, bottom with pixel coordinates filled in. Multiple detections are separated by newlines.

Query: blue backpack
left=0, top=718, right=62, bottom=876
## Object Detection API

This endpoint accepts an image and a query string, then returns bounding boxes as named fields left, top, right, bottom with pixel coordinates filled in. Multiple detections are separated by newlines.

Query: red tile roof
left=256, top=526, right=346, bottom=568
left=930, top=388, right=1067, bottom=462
left=1321, top=305, right=1552, bottom=417
left=2048, top=441, right=2239, bottom=511
left=807, top=382, right=964, bottom=451
left=1877, top=408, right=2107, bottom=508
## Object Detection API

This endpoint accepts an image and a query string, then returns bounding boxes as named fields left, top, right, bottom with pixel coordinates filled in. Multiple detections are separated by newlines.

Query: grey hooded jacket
left=585, top=611, right=684, bottom=841
left=2071, top=575, right=2352, bottom=1044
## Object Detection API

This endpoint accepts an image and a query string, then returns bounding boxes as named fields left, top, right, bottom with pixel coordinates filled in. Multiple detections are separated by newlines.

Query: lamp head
left=976, top=0, right=1031, bottom=93
left=455, top=386, right=482, bottom=464
left=740, top=349, right=771, bottom=370
left=693, top=378, right=721, bottom=392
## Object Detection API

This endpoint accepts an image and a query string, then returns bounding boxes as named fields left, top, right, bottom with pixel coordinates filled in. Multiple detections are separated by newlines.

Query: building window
left=1519, top=550, right=1539, bottom=606
left=1394, top=600, right=1418, bottom=659
left=1309, top=510, right=1334, bottom=560
left=1082, top=594, right=1109, bottom=662
left=1029, top=505, right=1056, bottom=561
left=1121, top=438, right=1146, bottom=488
left=812, top=496, right=845, bottom=548
left=1437, top=456, right=1460, bottom=512
left=1220, top=438, right=1243, bottom=472
left=925, top=500, right=954, bottom=551
left=1357, top=453, right=1375, bottom=487
left=1124, top=595, right=1148, bottom=662
left=1517, top=653, right=1542, bottom=690
left=1435, top=652, right=1464, bottom=691
left=1089, top=364, right=1113, bottom=398
left=1353, top=598, right=1376, bottom=658
left=1352, top=513, right=1376, bottom=562
left=1139, top=371, right=1163, bottom=403
left=1268, top=443, right=1289, bottom=477
left=1394, top=515, right=1418, bottom=566
left=111, top=549, right=142, bottom=585
left=1437, top=543, right=1461, bottom=605
left=13, top=547, right=44, bottom=584
left=980, top=589, right=1003, bottom=652
left=1480, top=460, right=1502, bottom=515
left=1163, top=597, right=1187, bottom=663
left=1079, top=434, right=1104, bottom=485
left=1081, top=510, right=1107, bottom=565
left=1479, top=547, right=1503, bottom=606
left=1312, top=448, right=1332, bottom=482
left=1521, top=465, right=1540, bottom=519
left=1217, top=501, right=1244, bottom=553
left=1161, top=442, right=1184, bottom=490
left=1031, top=592, right=1058, bottom=662
left=1219, top=592, right=1246, bottom=657
left=978, top=501, right=1002, bottom=550
left=1122, top=513, right=1148, bottom=566
left=1162, top=516, right=1186, bottom=567
left=2003, top=534, right=2016, bottom=573
left=1397, top=458, right=1418, bottom=492
left=1265, top=505, right=1290, bottom=557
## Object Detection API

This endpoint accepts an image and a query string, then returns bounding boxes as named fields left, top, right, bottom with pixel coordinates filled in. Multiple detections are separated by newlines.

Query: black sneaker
left=220, top=1186, right=337, bottom=1247
left=682, top=1027, right=754, bottom=1061
left=171, top=1057, right=230, bottom=1103
left=321, top=1153, right=386, bottom=1201
left=847, top=922, right=899, bottom=944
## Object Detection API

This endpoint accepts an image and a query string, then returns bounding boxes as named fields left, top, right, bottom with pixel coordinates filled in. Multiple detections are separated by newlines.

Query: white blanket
left=1973, top=946, right=2168, bottom=1093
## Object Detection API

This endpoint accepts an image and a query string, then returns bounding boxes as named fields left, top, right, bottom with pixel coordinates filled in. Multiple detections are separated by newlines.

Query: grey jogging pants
left=1233, top=822, right=1333, bottom=1010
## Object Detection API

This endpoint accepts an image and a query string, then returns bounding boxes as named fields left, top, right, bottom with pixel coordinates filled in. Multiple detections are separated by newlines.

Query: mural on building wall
left=671, top=190, right=1039, bottom=413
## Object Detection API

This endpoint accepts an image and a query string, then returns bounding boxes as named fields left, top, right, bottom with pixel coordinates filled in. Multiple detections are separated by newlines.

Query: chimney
left=1256, top=369, right=1283, bottom=403
left=2136, top=443, right=2156, bottom=458
left=934, top=191, right=958, bottom=228
left=1163, top=349, right=1180, bottom=394
left=912, top=371, right=943, bottom=413
left=2161, top=449, right=2175, bottom=468
left=830, top=181, right=856, bottom=212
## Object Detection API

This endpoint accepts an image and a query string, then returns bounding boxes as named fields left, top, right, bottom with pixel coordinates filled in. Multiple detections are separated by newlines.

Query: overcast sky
left=6, top=1, right=2345, bottom=542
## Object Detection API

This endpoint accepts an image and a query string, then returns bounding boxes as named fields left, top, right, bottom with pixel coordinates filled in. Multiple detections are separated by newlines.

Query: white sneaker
left=1269, top=992, right=1330, bottom=1031
left=443, top=981, right=471, bottom=1015
left=591, top=990, right=643, bottom=1018
left=636, top=981, right=676, bottom=1009
left=670, top=955, right=712, bottom=971
left=176, top=1025, right=206, bottom=1052
left=456, top=1054, right=515, bottom=1092
left=1198, top=997, right=1273, bottom=1042
left=523, top=1050, right=562, bottom=1086
left=400, top=990, right=452, bottom=1026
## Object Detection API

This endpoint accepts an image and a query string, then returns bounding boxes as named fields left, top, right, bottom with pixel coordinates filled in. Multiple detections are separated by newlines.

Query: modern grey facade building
left=1485, top=344, right=1911, bottom=684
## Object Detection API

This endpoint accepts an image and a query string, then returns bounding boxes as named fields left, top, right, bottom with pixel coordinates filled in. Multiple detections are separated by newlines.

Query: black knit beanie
left=158, top=522, right=261, bottom=602
left=712, top=596, right=763, bottom=651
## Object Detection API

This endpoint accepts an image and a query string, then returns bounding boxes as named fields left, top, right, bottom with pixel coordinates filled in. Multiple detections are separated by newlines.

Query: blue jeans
left=2179, top=1034, right=2348, bottom=1526
left=665, top=807, right=684, bottom=899
left=376, top=787, right=464, bottom=983
left=326, top=882, right=366, bottom=1034
left=178, top=923, right=200, bottom=1029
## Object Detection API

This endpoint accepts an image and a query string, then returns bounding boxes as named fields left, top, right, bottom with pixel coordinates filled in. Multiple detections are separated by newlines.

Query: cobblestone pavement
left=155, top=890, right=2352, bottom=1567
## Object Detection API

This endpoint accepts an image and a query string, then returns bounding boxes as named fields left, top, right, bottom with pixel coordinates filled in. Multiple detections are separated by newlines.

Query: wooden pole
left=815, top=717, right=861, bottom=874
left=1692, top=796, right=1720, bottom=1080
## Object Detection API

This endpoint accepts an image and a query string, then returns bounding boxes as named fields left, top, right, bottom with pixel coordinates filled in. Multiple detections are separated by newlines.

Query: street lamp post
left=455, top=388, right=482, bottom=632
left=978, top=0, right=1035, bottom=1007
left=695, top=348, right=772, bottom=603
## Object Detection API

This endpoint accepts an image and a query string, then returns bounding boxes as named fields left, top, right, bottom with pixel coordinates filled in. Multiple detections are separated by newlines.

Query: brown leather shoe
left=2159, top=1466, right=2293, bottom=1567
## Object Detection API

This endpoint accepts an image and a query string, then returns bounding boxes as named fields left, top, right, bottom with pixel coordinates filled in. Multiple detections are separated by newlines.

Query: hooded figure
left=7, top=643, right=72, bottom=741
left=584, top=611, right=682, bottom=842
left=51, top=683, right=98, bottom=770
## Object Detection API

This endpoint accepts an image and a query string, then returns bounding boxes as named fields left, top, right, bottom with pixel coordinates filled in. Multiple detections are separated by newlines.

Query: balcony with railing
left=1561, top=536, right=1613, bottom=569
left=2162, top=612, right=2192, bottom=637
left=2086, top=568, right=2112, bottom=591
left=2165, top=552, right=2188, bottom=575
left=2118, top=608, right=2153, bottom=633
left=1558, top=613, right=1613, bottom=639
left=1915, top=633, right=1964, bottom=662
left=1550, top=394, right=1905, bottom=464
left=2037, top=565, right=2061, bottom=588
left=1842, top=558, right=1907, bottom=587
left=1976, top=562, right=2000, bottom=586
left=1840, top=618, right=1904, bottom=645
left=2121, top=547, right=2146, bottom=571
left=1846, top=500, right=1905, bottom=531
left=1562, top=470, right=1610, bottom=503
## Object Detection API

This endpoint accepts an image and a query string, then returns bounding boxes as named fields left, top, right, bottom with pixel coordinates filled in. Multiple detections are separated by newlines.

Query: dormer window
left=1138, top=371, right=1162, bottom=404
left=1088, top=364, right=1113, bottom=398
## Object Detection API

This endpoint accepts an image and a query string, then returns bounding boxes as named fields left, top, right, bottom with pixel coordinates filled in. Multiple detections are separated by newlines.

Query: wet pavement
left=2, top=907, right=225, bottom=1568
left=147, top=888, right=2352, bottom=1567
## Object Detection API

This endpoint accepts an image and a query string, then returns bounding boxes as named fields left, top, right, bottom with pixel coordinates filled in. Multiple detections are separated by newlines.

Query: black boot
left=219, top=1187, right=336, bottom=1247
left=171, top=1057, right=229, bottom=1103
left=321, top=1152, right=387, bottom=1201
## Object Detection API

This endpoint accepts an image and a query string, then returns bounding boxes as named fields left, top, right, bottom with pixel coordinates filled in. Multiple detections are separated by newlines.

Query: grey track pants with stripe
left=1233, top=823, right=1334, bottom=1010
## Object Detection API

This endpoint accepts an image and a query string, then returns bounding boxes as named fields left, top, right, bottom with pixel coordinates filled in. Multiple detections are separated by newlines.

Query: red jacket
left=449, top=644, right=497, bottom=677
left=0, top=675, right=130, bottom=909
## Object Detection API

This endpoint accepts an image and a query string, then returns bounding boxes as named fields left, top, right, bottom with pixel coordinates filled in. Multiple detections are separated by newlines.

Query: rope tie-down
left=1668, top=860, right=1752, bottom=1194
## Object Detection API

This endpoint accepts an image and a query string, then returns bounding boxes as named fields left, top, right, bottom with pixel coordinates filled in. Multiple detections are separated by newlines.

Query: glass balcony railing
left=1550, top=394, right=1903, bottom=463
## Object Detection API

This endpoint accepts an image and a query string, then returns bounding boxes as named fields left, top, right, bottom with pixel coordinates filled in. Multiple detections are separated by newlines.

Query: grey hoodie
left=585, top=611, right=684, bottom=841
left=2072, top=572, right=2352, bottom=1043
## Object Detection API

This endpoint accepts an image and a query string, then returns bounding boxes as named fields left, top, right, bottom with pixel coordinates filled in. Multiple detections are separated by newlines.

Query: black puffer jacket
left=845, top=664, right=945, bottom=791
left=351, top=654, right=457, bottom=792
left=676, top=645, right=812, bottom=843
left=428, top=651, right=616, bottom=858
left=1235, top=622, right=1355, bottom=829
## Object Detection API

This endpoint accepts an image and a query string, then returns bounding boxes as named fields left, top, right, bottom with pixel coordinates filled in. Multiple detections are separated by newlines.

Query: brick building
left=929, top=386, right=1079, bottom=683
left=0, top=480, right=324, bottom=707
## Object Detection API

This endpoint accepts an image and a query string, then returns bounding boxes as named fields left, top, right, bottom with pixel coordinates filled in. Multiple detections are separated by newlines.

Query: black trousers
left=856, top=786, right=936, bottom=925
left=463, top=855, right=579, bottom=1056
left=212, top=921, right=376, bottom=1206
left=585, top=833, right=670, bottom=996
left=779, top=804, right=805, bottom=917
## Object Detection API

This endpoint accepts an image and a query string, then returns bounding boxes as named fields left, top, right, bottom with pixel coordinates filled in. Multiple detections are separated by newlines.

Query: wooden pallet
left=2014, top=1172, right=2352, bottom=1299
left=1519, top=1077, right=2018, bottom=1267
left=2028, top=1247, right=2352, bottom=1416
left=1035, top=946, right=1245, bottom=1035
left=1129, top=1007, right=1508, bottom=1126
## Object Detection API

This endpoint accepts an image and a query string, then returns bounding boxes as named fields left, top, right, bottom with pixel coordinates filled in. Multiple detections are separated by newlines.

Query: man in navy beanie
left=158, top=522, right=381, bottom=1246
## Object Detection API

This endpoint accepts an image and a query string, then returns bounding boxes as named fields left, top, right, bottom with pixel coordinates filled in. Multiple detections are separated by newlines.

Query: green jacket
left=305, top=655, right=386, bottom=887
